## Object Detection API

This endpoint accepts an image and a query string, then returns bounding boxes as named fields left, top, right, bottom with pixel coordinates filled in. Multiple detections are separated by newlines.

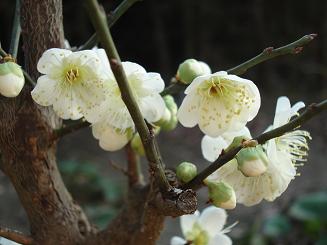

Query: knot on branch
left=155, top=188, right=197, bottom=217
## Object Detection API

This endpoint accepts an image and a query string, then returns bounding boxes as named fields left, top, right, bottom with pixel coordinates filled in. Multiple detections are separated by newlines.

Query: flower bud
left=236, top=145, right=268, bottom=177
left=205, top=180, right=236, bottom=209
left=0, top=60, right=25, bottom=97
left=164, top=95, right=178, bottom=115
left=176, top=162, right=197, bottom=183
left=156, top=95, right=178, bottom=131
left=131, top=133, right=145, bottom=156
left=176, top=59, right=211, bottom=84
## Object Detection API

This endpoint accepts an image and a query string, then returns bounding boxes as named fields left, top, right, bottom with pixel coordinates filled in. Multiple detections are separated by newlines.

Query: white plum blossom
left=91, top=49, right=166, bottom=151
left=203, top=96, right=311, bottom=206
left=31, top=48, right=108, bottom=121
left=177, top=71, right=260, bottom=137
left=171, top=206, right=233, bottom=245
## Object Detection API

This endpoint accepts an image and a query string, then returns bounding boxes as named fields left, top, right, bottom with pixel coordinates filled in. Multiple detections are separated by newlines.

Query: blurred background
left=0, top=0, right=326, bottom=244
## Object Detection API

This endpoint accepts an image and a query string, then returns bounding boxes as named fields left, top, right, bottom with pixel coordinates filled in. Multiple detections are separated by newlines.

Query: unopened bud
left=205, top=180, right=236, bottom=209
left=236, top=145, right=268, bottom=177
left=161, top=115, right=178, bottom=131
left=0, top=58, right=25, bottom=97
left=157, top=95, right=178, bottom=131
left=164, top=95, right=178, bottom=115
left=176, top=162, right=197, bottom=183
left=176, top=59, right=211, bottom=84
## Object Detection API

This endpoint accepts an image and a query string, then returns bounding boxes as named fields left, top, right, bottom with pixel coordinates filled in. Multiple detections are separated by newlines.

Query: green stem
left=161, top=34, right=317, bottom=96
left=79, top=0, right=142, bottom=50
left=9, top=0, right=21, bottom=58
left=85, top=0, right=172, bottom=193
left=182, top=99, right=327, bottom=190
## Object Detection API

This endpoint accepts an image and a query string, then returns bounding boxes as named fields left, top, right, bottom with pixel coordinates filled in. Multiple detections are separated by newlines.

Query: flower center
left=65, top=68, right=79, bottom=84
left=186, top=223, right=210, bottom=245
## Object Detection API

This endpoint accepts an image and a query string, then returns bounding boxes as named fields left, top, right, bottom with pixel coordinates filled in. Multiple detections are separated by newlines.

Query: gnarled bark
left=0, top=0, right=93, bottom=244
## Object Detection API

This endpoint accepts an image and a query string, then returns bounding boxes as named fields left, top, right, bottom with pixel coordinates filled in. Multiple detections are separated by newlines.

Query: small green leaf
left=289, top=192, right=327, bottom=221
left=263, top=214, right=291, bottom=238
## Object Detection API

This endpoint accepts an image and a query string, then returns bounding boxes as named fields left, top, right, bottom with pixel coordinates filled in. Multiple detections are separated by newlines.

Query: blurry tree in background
left=0, top=0, right=326, bottom=245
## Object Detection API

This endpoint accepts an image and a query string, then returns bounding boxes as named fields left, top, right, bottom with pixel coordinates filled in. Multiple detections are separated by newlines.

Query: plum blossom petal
left=178, top=72, right=260, bottom=137
left=198, top=206, right=227, bottom=237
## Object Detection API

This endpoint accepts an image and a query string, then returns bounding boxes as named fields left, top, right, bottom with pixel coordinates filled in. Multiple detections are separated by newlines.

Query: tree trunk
left=0, top=0, right=93, bottom=244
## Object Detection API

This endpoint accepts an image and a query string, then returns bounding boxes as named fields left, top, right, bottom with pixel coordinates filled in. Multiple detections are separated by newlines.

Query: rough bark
left=84, top=186, right=166, bottom=245
left=0, top=0, right=93, bottom=244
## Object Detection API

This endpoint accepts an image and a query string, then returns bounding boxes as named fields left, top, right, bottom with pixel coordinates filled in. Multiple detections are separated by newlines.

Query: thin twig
left=0, top=226, right=33, bottom=245
left=0, top=47, right=36, bottom=86
left=53, top=120, right=90, bottom=140
left=227, top=34, right=317, bottom=75
left=85, top=0, right=172, bottom=193
left=79, top=0, right=142, bottom=50
left=160, top=34, right=317, bottom=96
left=126, top=143, right=144, bottom=187
left=182, top=99, right=327, bottom=190
left=108, top=159, right=129, bottom=176
left=9, top=0, right=21, bottom=58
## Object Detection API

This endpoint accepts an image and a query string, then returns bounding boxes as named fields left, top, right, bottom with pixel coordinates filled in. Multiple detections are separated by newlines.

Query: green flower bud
left=236, top=145, right=268, bottom=177
left=205, top=180, right=236, bottom=209
left=131, top=133, right=145, bottom=156
left=156, top=95, right=178, bottom=131
left=161, top=115, right=178, bottom=131
left=0, top=60, right=25, bottom=97
left=176, top=59, right=211, bottom=84
left=164, top=95, right=178, bottom=115
left=176, top=162, right=197, bottom=183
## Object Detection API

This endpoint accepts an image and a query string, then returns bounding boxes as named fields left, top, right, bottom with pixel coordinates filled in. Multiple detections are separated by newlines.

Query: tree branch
left=227, top=33, right=317, bottom=75
left=182, top=99, right=327, bottom=190
left=78, top=0, right=142, bottom=50
left=0, top=226, right=33, bottom=245
left=9, top=0, right=21, bottom=58
left=160, top=34, right=317, bottom=96
left=85, top=0, right=172, bottom=193
left=126, top=143, right=144, bottom=187
left=53, top=120, right=90, bottom=140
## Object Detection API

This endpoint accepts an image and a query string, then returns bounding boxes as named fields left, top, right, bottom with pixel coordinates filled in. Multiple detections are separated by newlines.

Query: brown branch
left=126, top=143, right=144, bottom=187
left=78, top=0, right=142, bottom=50
left=0, top=226, right=33, bottom=245
left=53, top=120, right=90, bottom=140
left=182, top=99, right=327, bottom=191
left=160, top=34, right=317, bottom=96
left=85, top=0, right=172, bottom=194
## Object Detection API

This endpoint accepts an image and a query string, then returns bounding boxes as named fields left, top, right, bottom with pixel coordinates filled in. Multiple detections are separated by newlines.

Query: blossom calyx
left=176, top=162, right=197, bottom=183
left=205, top=180, right=236, bottom=209
left=176, top=59, right=211, bottom=84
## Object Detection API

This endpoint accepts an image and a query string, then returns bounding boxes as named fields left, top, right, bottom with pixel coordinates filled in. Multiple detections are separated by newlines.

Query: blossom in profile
left=31, top=48, right=108, bottom=122
left=171, top=206, right=233, bottom=245
left=203, top=96, right=311, bottom=206
left=177, top=71, right=260, bottom=137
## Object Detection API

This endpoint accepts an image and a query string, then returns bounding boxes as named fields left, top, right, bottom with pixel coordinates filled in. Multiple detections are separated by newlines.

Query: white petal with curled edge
left=184, top=74, right=207, bottom=94
left=37, top=48, right=72, bottom=74
left=177, top=92, right=200, bottom=128
left=92, top=123, right=130, bottom=151
left=201, top=135, right=228, bottom=162
left=180, top=210, right=200, bottom=237
left=122, top=61, right=146, bottom=76
left=139, top=72, right=165, bottom=93
left=93, top=48, right=115, bottom=80
left=170, top=236, right=187, bottom=245
left=139, top=94, right=166, bottom=123
left=198, top=206, right=227, bottom=237
left=208, top=233, right=232, bottom=245
left=31, top=75, right=58, bottom=106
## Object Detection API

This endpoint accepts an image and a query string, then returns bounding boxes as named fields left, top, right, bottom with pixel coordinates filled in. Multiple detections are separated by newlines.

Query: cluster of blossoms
left=20, top=50, right=310, bottom=245
left=31, top=48, right=175, bottom=151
